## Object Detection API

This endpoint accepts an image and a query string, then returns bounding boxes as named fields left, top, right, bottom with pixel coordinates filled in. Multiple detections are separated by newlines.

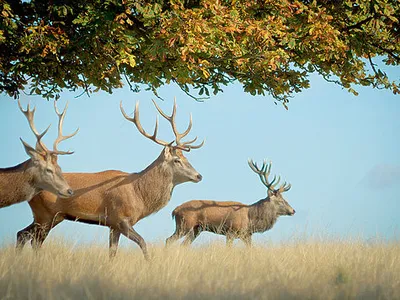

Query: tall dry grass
left=0, top=238, right=399, bottom=299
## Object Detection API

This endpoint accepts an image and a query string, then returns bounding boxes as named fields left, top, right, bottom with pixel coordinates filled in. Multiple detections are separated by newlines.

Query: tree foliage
left=1, top=0, right=399, bottom=106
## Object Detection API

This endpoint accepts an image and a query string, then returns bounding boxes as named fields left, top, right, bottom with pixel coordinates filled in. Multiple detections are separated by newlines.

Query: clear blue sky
left=0, top=71, right=399, bottom=248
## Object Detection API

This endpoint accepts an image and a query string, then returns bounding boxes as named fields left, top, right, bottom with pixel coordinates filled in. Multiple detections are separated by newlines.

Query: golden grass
left=0, top=239, right=399, bottom=299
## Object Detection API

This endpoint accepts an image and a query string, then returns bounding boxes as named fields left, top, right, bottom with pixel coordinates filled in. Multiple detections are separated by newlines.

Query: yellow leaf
left=202, top=69, right=210, bottom=78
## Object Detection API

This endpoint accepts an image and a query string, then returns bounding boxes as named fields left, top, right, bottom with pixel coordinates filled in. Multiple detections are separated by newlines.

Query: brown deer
left=166, top=159, right=295, bottom=247
left=0, top=101, right=78, bottom=209
left=16, top=99, right=203, bottom=260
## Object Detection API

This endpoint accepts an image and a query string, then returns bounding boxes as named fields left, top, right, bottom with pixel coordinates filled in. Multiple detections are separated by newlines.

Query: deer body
left=171, top=200, right=250, bottom=235
left=17, top=99, right=203, bottom=260
left=29, top=151, right=190, bottom=228
left=0, top=161, right=36, bottom=208
left=0, top=101, right=78, bottom=209
left=166, top=160, right=295, bottom=247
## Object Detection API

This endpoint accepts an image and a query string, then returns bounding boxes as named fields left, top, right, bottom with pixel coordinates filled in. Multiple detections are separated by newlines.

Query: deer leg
left=226, top=235, right=234, bottom=247
left=182, top=226, right=201, bottom=246
left=119, top=222, right=149, bottom=261
left=166, top=216, right=187, bottom=247
left=31, top=220, right=62, bottom=250
left=16, top=222, right=36, bottom=251
left=165, top=226, right=187, bottom=247
left=240, top=234, right=252, bottom=247
left=109, top=228, right=121, bottom=258
left=165, top=231, right=180, bottom=247
left=31, top=224, right=51, bottom=250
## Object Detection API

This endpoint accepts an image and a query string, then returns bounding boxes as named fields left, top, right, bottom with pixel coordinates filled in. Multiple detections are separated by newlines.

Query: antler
left=152, top=98, right=204, bottom=151
left=18, top=100, right=78, bottom=156
left=248, top=159, right=291, bottom=192
left=120, top=101, right=170, bottom=148
left=120, top=98, right=204, bottom=152
left=52, top=101, right=79, bottom=155
left=18, top=100, right=51, bottom=154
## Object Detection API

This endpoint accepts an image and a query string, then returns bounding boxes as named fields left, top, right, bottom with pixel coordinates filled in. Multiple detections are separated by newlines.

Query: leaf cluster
left=0, top=0, right=399, bottom=105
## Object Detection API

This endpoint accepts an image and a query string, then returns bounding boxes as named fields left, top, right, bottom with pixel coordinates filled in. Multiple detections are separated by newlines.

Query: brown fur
left=166, top=190, right=295, bottom=247
left=0, top=155, right=72, bottom=208
left=0, top=161, right=33, bottom=208
left=2, top=99, right=78, bottom=208
left=17, top=147, right=202, bottom=260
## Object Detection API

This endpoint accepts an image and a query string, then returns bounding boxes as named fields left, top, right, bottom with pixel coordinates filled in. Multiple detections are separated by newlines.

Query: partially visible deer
left=0, top=101, right=78, bottom=208
left=17, top=99, right=203, bottom=260
left=166, top=159, right=295, bottom=247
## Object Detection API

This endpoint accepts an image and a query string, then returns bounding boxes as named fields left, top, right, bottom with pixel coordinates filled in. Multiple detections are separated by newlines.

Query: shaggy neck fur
left=133, top=153, right=175, bottom=219
left=0, top=160, right=38, bottom=208
left=248, top=198, right=279, bottom=233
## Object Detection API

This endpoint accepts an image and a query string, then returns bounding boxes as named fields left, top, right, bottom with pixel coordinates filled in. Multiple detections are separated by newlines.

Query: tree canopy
left=1, top=0, right=399, bottom=106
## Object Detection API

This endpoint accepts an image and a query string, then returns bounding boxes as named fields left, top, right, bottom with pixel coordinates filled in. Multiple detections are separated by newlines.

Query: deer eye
left=174, top=159, right=181, bottom=164
left=46, top=168, right=54, bottom=174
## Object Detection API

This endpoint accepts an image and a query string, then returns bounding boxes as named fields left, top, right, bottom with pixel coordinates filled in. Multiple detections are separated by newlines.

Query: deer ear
left=267, top=189, right=274, bottom=198
left=20, top=138, right=43, bottom=161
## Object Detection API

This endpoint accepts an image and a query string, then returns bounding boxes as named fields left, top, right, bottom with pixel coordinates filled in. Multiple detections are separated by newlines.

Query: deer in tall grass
left=166, top=159, right=295, bottom=247
left=17, top=99, right=203, bottom=260
left=0, top=101, right=78, bottom=209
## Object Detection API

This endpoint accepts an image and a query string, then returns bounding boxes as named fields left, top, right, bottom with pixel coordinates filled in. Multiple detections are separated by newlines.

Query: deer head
left=248, top=159, right=295, bottom=216
left=18, top=100, right=79, bottom=198
left=120, top=98, right=203, bottom=185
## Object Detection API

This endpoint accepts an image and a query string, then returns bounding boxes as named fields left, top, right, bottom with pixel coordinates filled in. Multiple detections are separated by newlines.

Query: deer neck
left=0, top=160, right=38, bottom=208
left=134, top=156, right=175, bottom=218
left=248, top=198, right=278, bottom=233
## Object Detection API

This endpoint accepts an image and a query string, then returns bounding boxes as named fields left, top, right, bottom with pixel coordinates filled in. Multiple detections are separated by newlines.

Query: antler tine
left=284, top=183, right=292, bottom=192
left=249, top=159, right=292, bottom=193
left=278, top=181, right=286, bottom=193
left=176, top=138, right=205, bottom=152
left=152, top=98, right=184, bottom=143
left=267, top=161, right=272, bottom=174
left=187, top=139, right=205, bottom=150
left=18, top=99, right=50, bottom=153
left=279, top=182, right=292, bottom=192
left=176, top=136, right=197, bottom=152
left=120, top=101, right=169, bottom=147
left=248, top=159, right=269, bottom=189
left=152, top=99, right=174, bottom=120
left=248, top=159, right=281, bottom=191
left=247, top=159, right=260, bottom=174
left=179, top=120, right=205, bottom=150
left=153, top=116, right=159, bottom=139
left=261, top=160, right=274, bottom=188
left=180, top=113, right=193, bottom=140
left=181, top=136, right=198, bottom=146
left=248, top=159, right=265, bottom=177
left=152, top=98, right=204, bottom=150
left=266, top=162, right=282, bottom=190
left=270, top=175, right=281, bottom=190
left=267, top=174, right=277, bottom=188
left=52, top=101, right=79, bottom=155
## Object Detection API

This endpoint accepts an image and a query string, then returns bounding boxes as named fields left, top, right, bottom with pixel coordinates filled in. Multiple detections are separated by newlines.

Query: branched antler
left=120, top=98, right=204, bottom=151
left=53, top=101, right=79, bottom=155
left=18, top=100, right=78, bottom=156
left=18, top=100, right=51, bottom=153
left=248, top=159, right=291, bottom=192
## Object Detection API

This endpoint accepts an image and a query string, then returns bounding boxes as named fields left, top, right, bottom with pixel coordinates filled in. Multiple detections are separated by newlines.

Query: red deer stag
left=0, top=101, right=78, bottom=208
left=17, top=99, right=203, bottom=260
left=166, top=159, right=294, bottom=247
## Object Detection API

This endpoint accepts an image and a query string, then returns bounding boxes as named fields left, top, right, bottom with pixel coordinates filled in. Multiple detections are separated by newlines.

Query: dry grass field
left=0, top=238, right=399, bottom=300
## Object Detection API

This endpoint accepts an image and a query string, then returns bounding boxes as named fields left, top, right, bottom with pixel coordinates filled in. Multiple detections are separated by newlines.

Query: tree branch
left=345, top=16, right=375, bottom=31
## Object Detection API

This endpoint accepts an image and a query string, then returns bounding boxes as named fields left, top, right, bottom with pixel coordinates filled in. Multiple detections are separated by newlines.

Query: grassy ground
left=0, top=239, right=399, bottom=300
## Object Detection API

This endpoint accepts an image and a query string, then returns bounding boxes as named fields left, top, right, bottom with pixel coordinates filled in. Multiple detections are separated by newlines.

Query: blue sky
left=0, top=71, right=399, bottom=248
